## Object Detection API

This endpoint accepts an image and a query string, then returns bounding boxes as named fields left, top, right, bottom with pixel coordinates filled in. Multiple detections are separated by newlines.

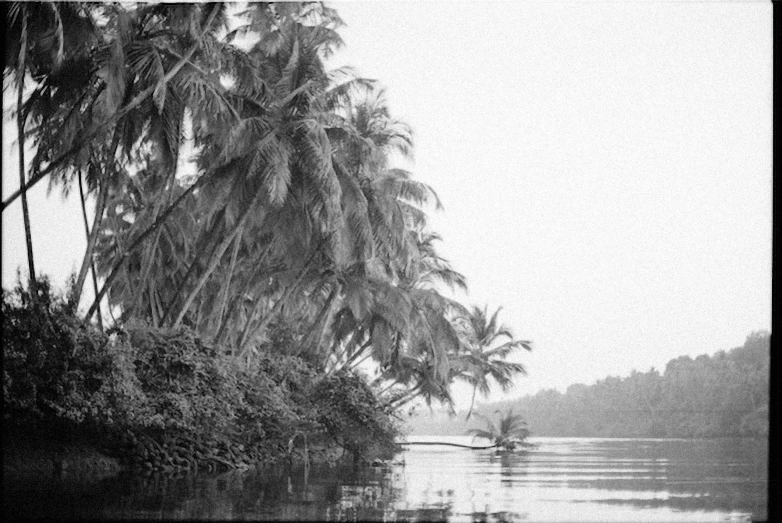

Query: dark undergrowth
left=3, top=278, right=400, bottom=475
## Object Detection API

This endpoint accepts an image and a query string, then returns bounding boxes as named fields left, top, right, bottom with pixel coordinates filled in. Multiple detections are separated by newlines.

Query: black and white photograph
left=2, top=0, right=771, bottom=521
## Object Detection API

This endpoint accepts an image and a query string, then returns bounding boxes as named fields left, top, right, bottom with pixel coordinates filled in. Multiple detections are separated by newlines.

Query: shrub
left=3, top=279, right=400, bottom=466
left=310, top=371, right=400, bottom=461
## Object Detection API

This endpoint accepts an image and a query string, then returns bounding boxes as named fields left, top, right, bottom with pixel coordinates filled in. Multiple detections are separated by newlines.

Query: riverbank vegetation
left=411, top=331, right=769, bottom=439
left=2, top=2, right=530, bottom=472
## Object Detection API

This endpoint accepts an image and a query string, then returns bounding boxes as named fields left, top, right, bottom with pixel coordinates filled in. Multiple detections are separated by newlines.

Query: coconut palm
left=453, top=305, right=532, bottom=420
left=4, top=1, right=98, bottom=291
left=466, top=409, right=530, bottom=451
left=367, top=232, right=470, bottom=409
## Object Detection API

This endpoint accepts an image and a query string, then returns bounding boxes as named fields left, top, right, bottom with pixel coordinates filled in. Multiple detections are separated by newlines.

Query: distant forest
left=408, top=331, right=769, bottom=439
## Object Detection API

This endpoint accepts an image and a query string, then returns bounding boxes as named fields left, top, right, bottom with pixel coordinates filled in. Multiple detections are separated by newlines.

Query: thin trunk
left=130, top=167, right=178, bottom=318
left=346, top=351, right=373, bottom=372
left=378, top=379, right=402, bottom=396
left=237, top=252, right=319, bottom=359
left=296, top=284, right=339, bottom=355
left=172, top=201, right=262, bottom=327
left=213, top=258, right=279, bottom=348
left=159, top=220, right=224, bottom=326
left=387, top=383, right=423, bottom=409
left=2, top=4, right=223, bottom=213
left=160, top=174, right=243, bottom=325
left=78, top=171, right=103, bottom=329
left=465, top=384, right=479, bottom=421
left=215, top=223, right=244, bottom=331
left=171, top=223, right=243, bottom=327
left=17, top=14, right=36, bottom=292
left=85, top=173, right=210, bottom=320
left=149, top=280, right=160, bottom=325
left=133, top=226, right=164, bottom=320
left=214, top=294, right=244, bottom=349
left=73, top=132, right=120, bottom=312
left=234, top=296, right=270, bottom=356
left=340, top=338, right=373, bottom=372
left=326, top=329, right=362, bottom=375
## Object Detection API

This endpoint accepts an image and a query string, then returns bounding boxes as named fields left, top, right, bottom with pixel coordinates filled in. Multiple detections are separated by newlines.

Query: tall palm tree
left=454, top=306, right=532, bottom=419
left=4, top=2, right=94, bottom=292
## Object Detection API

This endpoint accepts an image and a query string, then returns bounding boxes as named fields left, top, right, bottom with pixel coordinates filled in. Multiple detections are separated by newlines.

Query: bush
left=2, top=279, right=400, bottom=467
left=2, top=277, right=112, bottom=423
left=310, top=371, right=400, bottom=461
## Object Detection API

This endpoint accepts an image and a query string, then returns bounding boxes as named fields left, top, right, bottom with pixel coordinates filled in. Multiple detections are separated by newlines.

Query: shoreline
left=3, top=420, right=355, bottom=484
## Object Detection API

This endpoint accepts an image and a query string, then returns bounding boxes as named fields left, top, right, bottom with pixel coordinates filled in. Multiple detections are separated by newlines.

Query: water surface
left=4, top=436, right=767, bottom=521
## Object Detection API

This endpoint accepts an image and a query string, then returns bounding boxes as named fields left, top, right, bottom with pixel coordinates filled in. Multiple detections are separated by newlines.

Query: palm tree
left=466, top=409, right=530, bottom=451
left=368, top=232, right=470, bottom=409
left=4, top=2, right=95, bottom=292
left=454, top=305, right=532, bottom=420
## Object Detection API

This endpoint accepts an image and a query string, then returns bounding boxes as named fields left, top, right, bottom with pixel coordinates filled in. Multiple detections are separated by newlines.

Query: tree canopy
left=3, top=1, right=530, bottom=413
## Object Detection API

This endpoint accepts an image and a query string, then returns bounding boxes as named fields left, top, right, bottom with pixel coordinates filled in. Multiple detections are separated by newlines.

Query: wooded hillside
left=409, top=331, right=769, bottom=439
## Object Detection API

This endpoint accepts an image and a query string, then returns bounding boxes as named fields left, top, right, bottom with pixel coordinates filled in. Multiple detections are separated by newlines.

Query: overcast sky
left=2, top=0, right=772, bottom=409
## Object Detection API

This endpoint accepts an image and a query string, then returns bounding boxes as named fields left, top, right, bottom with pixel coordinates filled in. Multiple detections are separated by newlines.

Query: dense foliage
left=509, top=332, right=769, bottom=438
left=3, top=1, right=529, bottom=417
left=410, top=332, right=769, bottom=439
left=2, top=279, right=398, bottom=467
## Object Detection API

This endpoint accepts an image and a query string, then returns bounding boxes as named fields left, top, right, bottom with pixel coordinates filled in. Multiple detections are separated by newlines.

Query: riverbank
left=3, top=420, right=352, bottom=484
left=3, top=284, right=400, bottom=481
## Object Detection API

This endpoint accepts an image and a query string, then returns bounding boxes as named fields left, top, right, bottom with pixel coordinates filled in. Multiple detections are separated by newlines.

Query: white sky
left=2, top=0, right=772, bottom=410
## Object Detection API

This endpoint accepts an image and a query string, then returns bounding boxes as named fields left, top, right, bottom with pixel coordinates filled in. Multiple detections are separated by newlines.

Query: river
left=4, top=436, right=767, bottom=521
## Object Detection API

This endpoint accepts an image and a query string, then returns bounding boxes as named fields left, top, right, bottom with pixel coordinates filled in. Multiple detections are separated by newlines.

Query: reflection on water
left=4, top=437, right=767, bottom=521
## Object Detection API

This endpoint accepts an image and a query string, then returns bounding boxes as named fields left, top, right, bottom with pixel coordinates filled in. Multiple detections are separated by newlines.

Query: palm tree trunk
left=171, top=215, right=250, bottom=328
left=2, top=3, right=223, bottom=213
left=159, top=175, right=243, bottom=326
left=129, top=167, right=178, bottom=318
left=159, top=219, right=224, bottom=326
left=387, top=383, right=423, bottom=409
left=17, top=13, right=36, bottom=292
left=171, top=190, right=269, bottom=328
left=347, top=351, right=374, bottom=372
left=212, top=258, right=280, bottom=348
left=326, top=329, right=362, bottom=375
left=215, top=222, right=244, bottom=331
left=465, top=384, right=479, bottom=420
left=340, top=338, right=373, bottom=372
left=236, top=252, right=319, bottom=359
left=296, top=284, right=339, bottom=355
left=72, top=133, right=119, bottom=313
left=85, top=173, right=211, bottom=321
left=378, top=380, right=400, bottom=396
left=77, top=171, right=103, bottom=328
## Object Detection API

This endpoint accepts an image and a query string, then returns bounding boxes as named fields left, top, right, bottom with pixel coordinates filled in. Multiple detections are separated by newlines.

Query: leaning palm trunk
left=325, top=330, right=363, bottom=375
left=130, top=167, right=178, bottom=319
left=212, top=253, right=280, bottom=347
left=214, top=223, right=244, bottom=331
left=85, top=173, right=211, bottom=321
left=386, top=383, right=423, bottom=409
left=235, top=257, right=316, bottom=360
left=72, top=132, right=121, bottom=311
left=329, top=337, right=371, bottom=376
left=295, top=284, right=340, bottom=355
left=159, top=218, right=225, bottom=326
left=72, top=159, right=110, bottom=311
left=171, top=203, right=262, bottom=328
left=17, top=15, right=36, bottom=292
left=77, top=172, right=102, bottom=328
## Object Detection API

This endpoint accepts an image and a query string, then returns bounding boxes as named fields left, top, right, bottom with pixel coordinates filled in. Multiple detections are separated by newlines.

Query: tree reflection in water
left=4, top=438, right=767, bottom=521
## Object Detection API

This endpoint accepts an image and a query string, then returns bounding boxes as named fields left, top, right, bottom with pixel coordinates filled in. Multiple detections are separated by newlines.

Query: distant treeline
left=409, top=332, right=769, bottom=439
